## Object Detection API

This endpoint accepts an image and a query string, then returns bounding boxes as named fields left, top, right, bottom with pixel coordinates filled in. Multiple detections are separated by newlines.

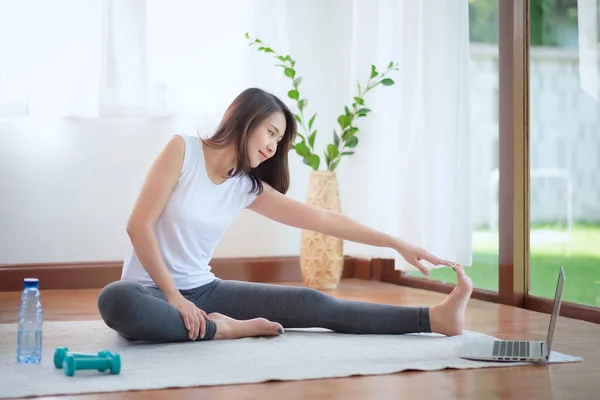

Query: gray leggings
left=97, top=279, right=431, bottom=342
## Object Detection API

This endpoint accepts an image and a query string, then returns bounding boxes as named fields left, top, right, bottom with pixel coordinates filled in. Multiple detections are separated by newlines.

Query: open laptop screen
left=546, top=267, right=566, bottom=355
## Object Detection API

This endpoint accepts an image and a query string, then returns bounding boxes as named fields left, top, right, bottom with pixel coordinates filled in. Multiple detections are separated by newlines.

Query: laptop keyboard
left=493, top=340, right=531, bottom=358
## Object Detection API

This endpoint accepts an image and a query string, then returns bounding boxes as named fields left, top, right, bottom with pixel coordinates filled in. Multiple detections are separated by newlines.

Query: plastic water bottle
left=17, top=278, right=43, bottom=363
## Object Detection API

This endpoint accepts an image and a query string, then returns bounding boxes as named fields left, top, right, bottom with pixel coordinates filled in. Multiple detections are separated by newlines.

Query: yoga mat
left=0, top=320, right=582, bottom=399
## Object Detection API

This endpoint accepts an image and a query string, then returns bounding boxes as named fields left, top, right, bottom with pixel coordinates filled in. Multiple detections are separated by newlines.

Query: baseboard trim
left=0, top=256, right=361, bottom=292
left=0, top=261, right=123, bottom=292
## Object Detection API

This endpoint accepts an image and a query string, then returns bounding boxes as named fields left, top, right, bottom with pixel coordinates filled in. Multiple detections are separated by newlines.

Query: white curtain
left=578, top=0, right=599, bottom=101
left=100, top=0, right=148, bottom=116
left=0, top=0, right=103, bottom=116
left=143, top=0, right=290, bottom=119
left=339, top=0, right=473, bottom=271
left=0, top=0, right=290, bottom=118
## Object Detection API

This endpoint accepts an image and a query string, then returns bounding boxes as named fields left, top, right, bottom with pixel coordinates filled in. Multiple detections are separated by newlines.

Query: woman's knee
left=97, top=280, right=146, bottom=327
left=295, top=286, right=332, bottom=307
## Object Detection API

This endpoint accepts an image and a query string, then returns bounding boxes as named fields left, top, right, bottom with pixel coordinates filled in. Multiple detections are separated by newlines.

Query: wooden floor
left=1, top=279, right=599, bottom=400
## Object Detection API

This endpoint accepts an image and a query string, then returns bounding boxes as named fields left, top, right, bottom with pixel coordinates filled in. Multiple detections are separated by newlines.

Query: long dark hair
left=202, top=88, right=297, bottom=195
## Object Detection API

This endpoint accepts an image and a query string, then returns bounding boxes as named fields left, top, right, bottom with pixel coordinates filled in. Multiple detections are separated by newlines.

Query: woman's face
left=247, top=112, right=286, bottom=168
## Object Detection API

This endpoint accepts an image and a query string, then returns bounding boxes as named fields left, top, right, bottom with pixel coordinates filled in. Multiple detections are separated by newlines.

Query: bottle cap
left=24, top=278, right=39, bottom=289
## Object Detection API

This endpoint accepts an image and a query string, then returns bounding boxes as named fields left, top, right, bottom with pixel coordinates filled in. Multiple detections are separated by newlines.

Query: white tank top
left=120, top=134, right=258, bottom=290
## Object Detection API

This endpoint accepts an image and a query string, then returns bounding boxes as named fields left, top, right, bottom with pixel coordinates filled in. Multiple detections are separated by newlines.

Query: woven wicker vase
left=300, top=171, right=344, bottom=290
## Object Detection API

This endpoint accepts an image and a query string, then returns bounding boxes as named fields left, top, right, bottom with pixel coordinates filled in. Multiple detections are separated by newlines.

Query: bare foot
left=209, top=313, right=284, bottom=340
left=429, top=265, right=473, bottom=336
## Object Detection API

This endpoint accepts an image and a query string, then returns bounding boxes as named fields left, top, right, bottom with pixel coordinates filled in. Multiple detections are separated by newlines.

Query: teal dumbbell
left=63, top=350, right=121, bottom=377
left=53, top=347, right=106, bottom=369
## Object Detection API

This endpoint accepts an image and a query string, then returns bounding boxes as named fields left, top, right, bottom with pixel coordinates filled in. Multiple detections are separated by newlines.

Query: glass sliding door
left=528, top=0, right=600, bottom=307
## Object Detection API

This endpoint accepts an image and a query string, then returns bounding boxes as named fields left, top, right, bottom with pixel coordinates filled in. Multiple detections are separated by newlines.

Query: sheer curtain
left=0, top=0, right=103, bottom=116
left=144, top=0, right=288, bottom=119
left=339, top=0, right=473, bottom=271
left=0, top=0, right=289, bottom=118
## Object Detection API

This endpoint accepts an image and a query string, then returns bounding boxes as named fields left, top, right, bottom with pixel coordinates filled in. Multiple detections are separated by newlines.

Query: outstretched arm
left=247, top=183, right=457, bottom=275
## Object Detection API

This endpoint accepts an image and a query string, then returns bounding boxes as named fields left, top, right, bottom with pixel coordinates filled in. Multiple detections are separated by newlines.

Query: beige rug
left=0, top=320, right=582, bottom=399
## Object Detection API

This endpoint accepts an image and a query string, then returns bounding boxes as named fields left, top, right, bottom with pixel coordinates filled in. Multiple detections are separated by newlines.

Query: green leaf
left=330, top=158, right=341, bottom=171
left=346, top=136, right=359, bottom=148
left=342, top=127, right=359, bottom=140
left=308, top=113, right=317, bottom=130
left=299, top=99, right=307, bottom=110
left=324, top=151, right=330, bottom=168
left=357, top=114, right=367, bottom=118
left=341, top=151, right=355, bottom=156
left=264, top=48, right=274, bottom=53
left=254, top=39, right=262, bottom=44
left=357, top=81, right=362, bottom=95
left=344, top=106, right=351, bottom=116
left=308, top=130, right=317, bottom=148
left=245, top=32, right=250, bottom=39
left=371, top=64, right=378, bottom=79
left=333, top=130, right=340, bottom=146
left=288, top=90, right=300, bottom=100
left=258, top=46, right=266, bottom=51
left=295, top=141, right=311, bottom=157
left=294, top=113, right=302, bottom=124
left=338, top=115, right=351, bottom=129
left=284, top=68, right=296, bottom=79
left=356, top=108, right=371, bottom=114
left=354, top=96, right=365, bottom=105
left=306, top=154, right=320, bottom=170
left=388, top=61, right=393, bottom=69
left=293, top=77, right=302, bottom=87
left=327, top=144, right=339, bottom=160
left=277, top=56, right=287, bottom=62
left=381, top=78, right=395, bottom=86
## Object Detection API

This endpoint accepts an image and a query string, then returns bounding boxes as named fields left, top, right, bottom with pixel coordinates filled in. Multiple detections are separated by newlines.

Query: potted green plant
left=246, top=32, right=399, bottom=289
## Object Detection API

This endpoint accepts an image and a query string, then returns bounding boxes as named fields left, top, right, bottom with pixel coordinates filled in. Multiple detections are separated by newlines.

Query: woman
left=98, top=88, right=473, bottom=343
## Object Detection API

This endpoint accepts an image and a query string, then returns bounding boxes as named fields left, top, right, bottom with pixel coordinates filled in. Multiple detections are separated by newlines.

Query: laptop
left=459, top=266, right=565, bottom=363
